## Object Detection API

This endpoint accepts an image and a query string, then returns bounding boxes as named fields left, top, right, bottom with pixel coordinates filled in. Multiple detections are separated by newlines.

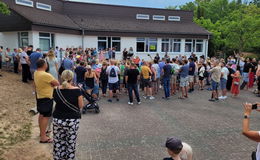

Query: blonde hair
left=61, top=70, right=74, bottom=89
left=47, top=50, right=55, bottom=59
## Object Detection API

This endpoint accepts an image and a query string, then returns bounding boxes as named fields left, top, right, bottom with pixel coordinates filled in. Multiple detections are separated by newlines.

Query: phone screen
left=252, top=104, right=258, bottom=110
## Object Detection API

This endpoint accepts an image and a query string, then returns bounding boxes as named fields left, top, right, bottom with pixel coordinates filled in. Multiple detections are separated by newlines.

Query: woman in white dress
left=46, top=50, right=58, bottom=80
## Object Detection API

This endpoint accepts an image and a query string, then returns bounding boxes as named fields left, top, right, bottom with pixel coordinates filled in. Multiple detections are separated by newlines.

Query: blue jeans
left=163, top=77, right=170, bottom=98
left=128, top=83, right=140, bottom=103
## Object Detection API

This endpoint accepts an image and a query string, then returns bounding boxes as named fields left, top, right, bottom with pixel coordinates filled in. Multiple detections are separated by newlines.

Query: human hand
left=244, top=102, right=252, bottom=116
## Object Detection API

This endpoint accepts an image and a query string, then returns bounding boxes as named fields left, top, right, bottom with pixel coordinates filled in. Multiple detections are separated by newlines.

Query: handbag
left=252, top=151, right=256, bottom=160
left=234, top=81, right=240, bottom=85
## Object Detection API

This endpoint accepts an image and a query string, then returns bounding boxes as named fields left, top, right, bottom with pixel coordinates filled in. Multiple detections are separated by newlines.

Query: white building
left=0, top=0, right=211, bottom=60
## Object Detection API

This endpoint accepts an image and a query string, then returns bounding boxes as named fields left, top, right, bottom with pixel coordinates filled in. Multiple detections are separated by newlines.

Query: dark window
left=137, top=42, right=145, bottom=52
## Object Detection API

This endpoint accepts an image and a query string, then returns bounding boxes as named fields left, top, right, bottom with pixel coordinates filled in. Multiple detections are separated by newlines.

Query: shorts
left=85, top=85, right=94, bottom=90
left=242, top=72, right=249, bottom=82
left=189, top=75, right=194, bottom=83
left=30, top=69, right=36, bottom=79
left=199, top=76, right=204, bottom=81
left=92, top=84, right=99, bottom=94
left=109, top=82, right=119, bottom=91
left=171, top=75, right=177, bottom=84
left=211, top=80, right=219, bottom=91
left=220, top=78, right=227, bottom=90
left=180, top=77, right=189, bottom=87
left=36, top=98, right=53, bottom=117
left=143, top=78, right=152, bottom=88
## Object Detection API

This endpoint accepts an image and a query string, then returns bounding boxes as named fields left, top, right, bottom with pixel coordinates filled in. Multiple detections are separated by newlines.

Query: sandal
left=40, top=138, right=53, bottom=143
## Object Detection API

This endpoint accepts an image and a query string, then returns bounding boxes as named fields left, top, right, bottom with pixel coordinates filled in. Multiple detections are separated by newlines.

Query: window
left=185, top=39, right=193, bottom=52
left=15, top=0, right=33, bottom=7
left=172, top=39, right=181, bottom=52
left=136, top=38, right=157, bottom=52
left=168, top=16, right=181, bottom=22
left=36, top=2, right=51, bottom=11
left=98, top=37, right=121, bottom=51
left=153, top=15, right=165, bottom=21
left=195, top=40, right=204, bottom=52
left=18, top=32, right=29, bottom=47
left=161, top=39, right=170, bottom=52
left=39, top=33, right=55, bottom=51
left=136, top=14, right=150, bottom=20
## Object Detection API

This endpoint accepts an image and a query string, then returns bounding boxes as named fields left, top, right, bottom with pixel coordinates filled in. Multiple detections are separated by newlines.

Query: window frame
left=97, top=37, right=121, bottom=52
left=36, top=2, right=52, bottom=11
left=172, top=39, right=181, bottom=53
left=18, top=32, right=29, bottom=48
left=185, top=39, right=193, bottom=53
left=136, top=37, right=157, bottom=53
left=195, top=39, right=204, bottom=53
left=136, top=14, right=150, bottom=20
left=15, top=0, right=33, bottom=7
left=168, top=16, right=181, bottom=22
left=39, top=32, right=54, bottom=52
left=153, top=15, right=165, bottom=21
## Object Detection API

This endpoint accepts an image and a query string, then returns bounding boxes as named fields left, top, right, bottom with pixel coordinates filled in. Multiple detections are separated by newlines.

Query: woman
left=19, top=48, right=30, bottom=83
left=122, top=48, right=128, bottom=61
left=231, top=70, right=241, bottom=97
left=128, top=47, right=134, bottom=59
left=198, top=63, right=206, bottom=90
left=84, top=65, right=97, bottom=95
left=53, top=70, right=83, bottom=160
left=46, top=50, right=59, bottom=80
left=100, top=61, right=108, bottom=97
left=226, top=63, right=235, bottom=91
left=4, top=48, right=12, bottom=71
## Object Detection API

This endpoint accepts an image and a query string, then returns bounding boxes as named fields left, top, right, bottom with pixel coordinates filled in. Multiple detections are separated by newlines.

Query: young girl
left=231, top=70, right=241, bottom=97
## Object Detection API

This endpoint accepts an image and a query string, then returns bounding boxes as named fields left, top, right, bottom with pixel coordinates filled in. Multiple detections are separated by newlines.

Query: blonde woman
left=53, top=70, right=83, bottom=160
left=46, top=50, right=58, bottom=80
left=84, top=65, right=98, bottom=95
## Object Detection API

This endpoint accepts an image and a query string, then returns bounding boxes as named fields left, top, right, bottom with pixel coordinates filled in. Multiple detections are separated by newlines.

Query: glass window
left=185, top=39, right=193, bottom=52
left=196, top=40, right=204, bottom=52
left=39, top=32, right=54, bottom=51
left=168, top=16, right=181, bottom=21
left=173, top=39, right=181, bottom=52
left=98, top=37, right=107, bottom=40
left=18, top=32, right=29, bottom=47
left=136, top=38, right=157, bottom=52
left=148, top=38, right=157, bottom=52
left=137, top=42, right=145, bottom=52
left=36, top=2, right=51, bottom=11
left=136, top=14, right=150, bottom=20
left=153, top=15, right=165, bottom=21
left=98, top=41, right=107, bottom=50
left=161, top=38, right=170, bottom=52
left=15, top=0, right=33, bottom=7
left=98, top=37, right=121, bottom=51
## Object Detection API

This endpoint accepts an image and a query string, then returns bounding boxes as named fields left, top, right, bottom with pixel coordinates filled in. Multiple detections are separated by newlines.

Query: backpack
left=100, top=67, right=108, bottom=80
left=203, top=71, right=208, bottom=77
left=109, top=67, right=117, bottom=77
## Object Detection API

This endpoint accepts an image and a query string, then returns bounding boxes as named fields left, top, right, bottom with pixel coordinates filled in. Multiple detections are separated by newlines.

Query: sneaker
left=218, top=96, right=224, bottom=100
left=137, top=102, right=141, bottom=105
left=143, top=96, right=147, bottom=99
left=215, top=98, right=219, bottom=101
left=128, top=102, right=134, bottom=105
left=208, top=99, right=215, bottom=102
left=107, top=99, right=112, bottom=102
left=149, top=96, right=155, bottom=100
left=223, top=96, right=227, bottom=99
left=32, top=91, right=35, bottom=95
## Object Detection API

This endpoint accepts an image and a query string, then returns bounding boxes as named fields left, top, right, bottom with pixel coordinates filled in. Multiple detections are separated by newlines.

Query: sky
left=69, top=0, right=195, bottom=9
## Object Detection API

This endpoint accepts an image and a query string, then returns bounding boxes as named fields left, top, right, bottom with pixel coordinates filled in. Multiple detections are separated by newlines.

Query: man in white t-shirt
left=106, top=60, right=120, bottom=102
left=242, top=102, right=260, bottom=160
left=219, top=62, right=229, bottom=100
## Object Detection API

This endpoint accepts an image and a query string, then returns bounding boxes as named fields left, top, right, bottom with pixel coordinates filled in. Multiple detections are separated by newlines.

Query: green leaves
left=0, top=2, right=10, bottom=15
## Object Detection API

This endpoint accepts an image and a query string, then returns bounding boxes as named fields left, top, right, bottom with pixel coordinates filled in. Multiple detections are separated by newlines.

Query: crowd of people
left=1, top=44, right=260, bottom=160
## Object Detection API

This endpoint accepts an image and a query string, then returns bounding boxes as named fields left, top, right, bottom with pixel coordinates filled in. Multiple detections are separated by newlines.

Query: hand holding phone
left=252, top=104, right=258, bottom=110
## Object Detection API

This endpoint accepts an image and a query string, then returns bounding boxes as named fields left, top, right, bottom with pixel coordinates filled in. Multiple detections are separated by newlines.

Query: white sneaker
left=149, top=96, right=155, bottom=100
left=218, top=96, right=224, bottom=100
left=223, top=96, right=227, bottom=99
left=143, top=96, right=147, bottom=99
left=137, top=102, right=141, bottom=105
left=128, top=102, right=134, bottom=105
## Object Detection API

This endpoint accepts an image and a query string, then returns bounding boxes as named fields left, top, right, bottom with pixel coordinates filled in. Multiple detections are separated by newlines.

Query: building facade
left=0, top=0, right=211, bottom=60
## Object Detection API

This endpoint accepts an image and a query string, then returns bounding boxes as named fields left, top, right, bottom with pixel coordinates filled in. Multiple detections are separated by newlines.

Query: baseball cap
left=165, top=137, right=183, bottom=151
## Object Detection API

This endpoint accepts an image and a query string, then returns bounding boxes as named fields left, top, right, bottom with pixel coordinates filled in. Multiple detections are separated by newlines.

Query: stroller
left=78, top=84, right=100, bottom=114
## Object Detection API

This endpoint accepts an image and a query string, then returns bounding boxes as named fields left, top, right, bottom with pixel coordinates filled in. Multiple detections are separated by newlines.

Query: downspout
left=82, top=29, right=85, bottom=50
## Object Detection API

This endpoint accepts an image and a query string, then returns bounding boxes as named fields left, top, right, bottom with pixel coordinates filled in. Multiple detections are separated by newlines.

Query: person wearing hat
left=164, top=137, right=193, bottom=160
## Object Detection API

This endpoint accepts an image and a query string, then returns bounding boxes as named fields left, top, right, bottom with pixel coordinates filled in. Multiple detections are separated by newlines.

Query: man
left=106, top=60, right=120, bottom=102
left=125, top=63, right=141, bottom=105
left=27, top=45, right=34, bottom=80
left=208, top=60, right=221, bottom=102
left=179, top=60, right=189, bottom=99
left=141, top=61, right=155, bottom=100
left=29, top=48, right=43, bottom=79
left=63, top=54, right=74, bottom=71
left=164, top=137, right=193, bottom=160
left=240, top=58, right=253, bottom=90
left=162, top=59, right=172, bottom=99
left=34, top=59, right=59, bottom=143
left=75, top=61, right=86, bottom=86
left=188, top=58, right=195, bottom=92
left=170, top=58, right=180, bottom=95
left=12, top=48, right=19, bottom=73
left=219, top=62, right=229, bottom=100
left=0, top=46, right=3, bottom=77
left=19, top=47, right=31, bottom=83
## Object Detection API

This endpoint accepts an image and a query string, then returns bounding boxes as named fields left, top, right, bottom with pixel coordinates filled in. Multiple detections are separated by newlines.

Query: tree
left=0, top=2, right=10, bottom=15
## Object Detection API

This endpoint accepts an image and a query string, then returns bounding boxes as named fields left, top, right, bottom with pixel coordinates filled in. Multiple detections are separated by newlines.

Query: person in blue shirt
left=29, top=48, right=43, bottom=78
left=159, top=58, right=166, bottom=75
left=63, top=55, right=74, bottom=71
left=179, top=60, right=189, bottom=99
left=188, top=58, right=196, bottom=93
left=162, top=59, right=172, bottom=99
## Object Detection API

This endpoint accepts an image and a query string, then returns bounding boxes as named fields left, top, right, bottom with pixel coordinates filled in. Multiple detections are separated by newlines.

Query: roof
left=1, top=0, right=211, bottom=37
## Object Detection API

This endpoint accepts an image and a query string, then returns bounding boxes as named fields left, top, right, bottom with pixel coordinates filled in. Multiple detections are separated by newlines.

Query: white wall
left=0, top=32, right=4, bottom=47
left=55, top=33, right=82, bottom=49
left=30, top=31, right=39, bottom=49
left=84, top=36, right=97, bottom=49
left=0, top=32, right=19, bottom=49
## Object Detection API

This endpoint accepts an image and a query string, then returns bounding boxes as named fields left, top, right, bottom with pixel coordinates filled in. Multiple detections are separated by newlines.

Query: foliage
left=167, top=0, right=260, bottom=56
left=0, top=2, right=10, bottom=15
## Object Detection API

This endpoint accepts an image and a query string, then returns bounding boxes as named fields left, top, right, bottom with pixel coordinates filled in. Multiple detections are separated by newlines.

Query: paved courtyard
left=76, top=89, right=260, bottom=160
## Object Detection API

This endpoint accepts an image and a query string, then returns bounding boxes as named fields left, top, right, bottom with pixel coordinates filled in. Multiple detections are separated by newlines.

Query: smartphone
left=252, top=104, right=258, bottom=110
